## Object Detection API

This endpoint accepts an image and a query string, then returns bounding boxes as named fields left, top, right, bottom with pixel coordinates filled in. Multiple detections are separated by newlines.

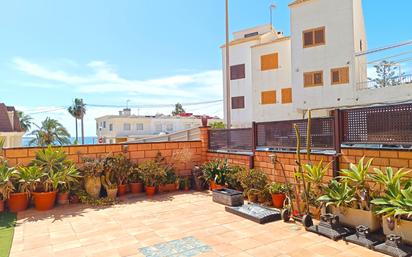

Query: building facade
left=222, top=0, right=412, bottom=127
left=0, top=103, right=25, bottom=148
left=95, top=108, right=221, bottom=143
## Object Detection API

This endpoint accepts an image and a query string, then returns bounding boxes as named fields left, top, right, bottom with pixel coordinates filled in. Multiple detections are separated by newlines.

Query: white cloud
left=13, top=57, right=223, bottom=98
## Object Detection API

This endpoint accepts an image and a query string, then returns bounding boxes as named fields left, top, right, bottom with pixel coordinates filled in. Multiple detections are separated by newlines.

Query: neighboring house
left=96, top=108, right=221, bottom=143
left=222, top=0, right=412, bottom=127
left=0, top=103, right=25, bottom=148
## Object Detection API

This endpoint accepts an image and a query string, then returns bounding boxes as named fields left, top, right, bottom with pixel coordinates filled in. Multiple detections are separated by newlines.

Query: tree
left=370, top=60, right=403, bottom=88
left=29, top=117, right=71, bottom=146
left=209, top=121, right=226, bottom=129
left=16, top=111, right=32, bottom=132
left=67, top=98, right=86, bottom=144
left=172, top=103, right=185, bottom=116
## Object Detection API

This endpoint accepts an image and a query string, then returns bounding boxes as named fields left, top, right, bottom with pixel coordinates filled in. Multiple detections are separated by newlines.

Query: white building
left=0, top=103, right=25, bottom=148
left=222, top=0, right=412, bottom=127
left=96, top=108, right=221, bottom=143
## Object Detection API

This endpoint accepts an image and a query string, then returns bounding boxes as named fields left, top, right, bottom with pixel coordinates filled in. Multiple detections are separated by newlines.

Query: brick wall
left=205, top=151, right=251, bottom=167
left=2, top=141, right=202, bottom=176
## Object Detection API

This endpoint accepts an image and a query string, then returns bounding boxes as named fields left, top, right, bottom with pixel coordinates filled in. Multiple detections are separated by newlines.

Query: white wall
left=251, top=38, right=302, bottom=122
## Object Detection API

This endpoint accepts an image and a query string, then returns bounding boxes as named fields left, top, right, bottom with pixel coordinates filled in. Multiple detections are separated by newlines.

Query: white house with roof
left=0, top=103, right=25, bottom=148
left=222, top=0, right=412, bottom=128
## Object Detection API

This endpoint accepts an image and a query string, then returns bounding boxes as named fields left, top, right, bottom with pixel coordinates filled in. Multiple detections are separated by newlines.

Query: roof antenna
left=126, top=99, right=130, bottom=109
left=269, top=3, right=276, bottom=30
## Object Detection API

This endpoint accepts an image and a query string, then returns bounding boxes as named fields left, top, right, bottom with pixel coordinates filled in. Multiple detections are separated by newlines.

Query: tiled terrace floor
left=10, top=192, right=389, bottom=257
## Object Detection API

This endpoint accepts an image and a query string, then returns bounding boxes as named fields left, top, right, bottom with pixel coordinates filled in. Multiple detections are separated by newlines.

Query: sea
left=22, top=136, right=98, bottom=147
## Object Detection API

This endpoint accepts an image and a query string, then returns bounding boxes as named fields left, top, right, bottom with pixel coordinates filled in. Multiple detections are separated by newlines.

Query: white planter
left=329, top=206, right=381, bottom=232
left=382, top=217, right=412, bottom=245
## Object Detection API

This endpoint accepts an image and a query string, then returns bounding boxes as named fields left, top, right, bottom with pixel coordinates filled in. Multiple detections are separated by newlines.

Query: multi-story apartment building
left=222, top=0, right=412, bottom=127
left=96, top=108, right=221, bottom=143
left=0, top=103, right=25, bottom=148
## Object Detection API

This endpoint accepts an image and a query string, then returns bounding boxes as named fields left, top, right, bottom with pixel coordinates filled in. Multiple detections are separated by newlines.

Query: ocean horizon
left=22, top=136, right=98, bottom=147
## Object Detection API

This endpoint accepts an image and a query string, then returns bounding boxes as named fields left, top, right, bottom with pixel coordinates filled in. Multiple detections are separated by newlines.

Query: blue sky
left=0, top=0, right=411, bottom=136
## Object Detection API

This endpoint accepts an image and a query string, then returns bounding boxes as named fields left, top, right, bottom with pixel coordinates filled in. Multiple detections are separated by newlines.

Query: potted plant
left=56, top=165, right=81, bottom=205
left=160, top=168, right=178, bottom=193
left=8, top=165, right=37, bottom=212
left=325, top=157, right=381, bottom=231
left=179, top=176, right=190, bottom=191
left=139, top=160, right=165, bottom=197
left=0, top=161, right=15, bottom=212
left=101, top=166, right=118, bottom=200
left=371, top=167, right=412, bottom=243
left=267, top=182, right=288, bottom=208
left=129, top=164, right=143, bottom=194
left=109, top=154, right=132, bottom=196
left=238, top=168, right=268, bottom=203
left=80, top=157, right=103, bottom=198
left=202, top=159, right=230, bottom=190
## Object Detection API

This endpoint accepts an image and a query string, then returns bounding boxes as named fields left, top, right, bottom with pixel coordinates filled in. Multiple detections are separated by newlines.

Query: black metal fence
left=208, top=103, right=412, bottom=152
left=208, top=128, right=253, bottom=151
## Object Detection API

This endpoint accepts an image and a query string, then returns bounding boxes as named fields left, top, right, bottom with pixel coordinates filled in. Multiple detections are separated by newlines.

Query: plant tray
left=344, top=225, right=385, bottom=249
left=306, top=214, right=353, bottom=241
left=225, top=203, right=280, bottom=224
left=212, top=188, right=244, bottom=206
left=374, top=234, right=412, bottom=257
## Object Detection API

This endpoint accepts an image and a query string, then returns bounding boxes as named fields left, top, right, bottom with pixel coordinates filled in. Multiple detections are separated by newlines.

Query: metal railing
left=208, top=128, right=253, bottom=151
left=357, top=74, right=412, bottom=90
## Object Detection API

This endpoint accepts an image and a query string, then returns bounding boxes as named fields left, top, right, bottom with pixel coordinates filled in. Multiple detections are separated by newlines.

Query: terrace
left=1, top=102, right=412, bottom=257
left=9, top=192, right=385, bottom=257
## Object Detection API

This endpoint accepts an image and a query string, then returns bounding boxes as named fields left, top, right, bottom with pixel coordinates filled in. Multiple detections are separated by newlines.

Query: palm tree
left=29, top=117, right=71, bottom=146
left=68, top=105, right=79, bottom=143
left=67, top=98, right=86, bottom=144
left=16, top=111, right=32, bottom=132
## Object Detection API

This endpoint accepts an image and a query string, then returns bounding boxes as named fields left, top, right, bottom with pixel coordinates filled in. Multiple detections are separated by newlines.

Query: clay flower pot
left=209, top=181, right=225, bottom=191
left=8, top=192, right=29, bottom=212
left=165, top=183, right=177, bottom=192
left=130, top=182, right=143, bottom=194
left=106, top=188, right=118, bottom=200
left=271, top=193, right=286, bottom=209
left=117, top=184, right=127, bottom=196
left=145, top=186, right=156, bottom=197
left=84, top=176, right=101, bottom=198
left=70, top=195, right=80, bottom=204
left=32, top=191, right=57, bottom=211
left=158, top=184, right=167, bottom=193
left=57, top=192, right=70, bottom=205
left=0, top=200, right=4, bottom=212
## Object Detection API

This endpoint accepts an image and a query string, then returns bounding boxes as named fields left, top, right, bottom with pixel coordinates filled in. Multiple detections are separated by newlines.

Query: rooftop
left=0, top=103, right=22, bottom=133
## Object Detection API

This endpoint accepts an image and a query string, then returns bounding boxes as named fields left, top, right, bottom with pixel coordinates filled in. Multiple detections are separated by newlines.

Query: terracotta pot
left=184, top=187, right=190, bottom=192
left=271, top=193, right=286, bottom=209
left=84, top=176, right=101, bottom=198
left=158, top=184, right=167, bottom=193
left=8, top=192, right=29, bottom=212
left=210, top=181, right=226, bottom=191
left=118, top=184, right=127, bottom=196
left=146, top=186, right=156, bottom=197
left=106, top=188, right=118, bottom=200
left=0, top=200, right=4, bottom=212
left=32, top=191, right=57, bottom=211
left=165, top=183, right=177, bottom=192
left=57, top=192, right=70, bottom=205
left=130, top=182, right=143, bottom=194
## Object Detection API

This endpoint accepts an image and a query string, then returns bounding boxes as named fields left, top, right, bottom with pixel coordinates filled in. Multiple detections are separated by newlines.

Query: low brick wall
left=2, top=141, right=202, bottom=176
left=206, top=151, right=251, bottom=167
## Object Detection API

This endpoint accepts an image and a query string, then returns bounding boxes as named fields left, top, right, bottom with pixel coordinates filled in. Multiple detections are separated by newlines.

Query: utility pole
left=225, top=0, right=231, bottom=129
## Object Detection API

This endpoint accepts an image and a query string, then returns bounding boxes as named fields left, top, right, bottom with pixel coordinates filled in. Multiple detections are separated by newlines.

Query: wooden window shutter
left=261, top=53, right=279, bottom=71
left=230, top=64, right=245, bottom=80
left=281, top=88, right=292, bottom=104
left=314, top=28, right=325, bottom=44
left=304, top=73, right=313, bottom=87
left=303, top=31, right=314, bottom=47
left=261, top=90, right=276, bottom=104
left=231, top=96, right=245, bottom=109
left=314, top=72, right=323, bottom=85
left=331, top=67, right=349, bottom=85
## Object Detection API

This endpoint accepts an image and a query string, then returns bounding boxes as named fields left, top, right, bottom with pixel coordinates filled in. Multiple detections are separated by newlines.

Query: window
left=109, top=124, right=113, bottom=131
left=303, top=27, right=325, bottom=48
left=123, top=123, right=131, bottom=131
left=331, top=67, right=349, bottom=85
left=244, top=31, right=258, bottom=38
left=166, top=124, right=173, bottom=132
left=304, top=71, right=323, bottom=87
left=136, top=123, right=144, bottom=130
left=261, top=53, right=279, bottom=71
left=261, top=90, right=276, bottom=105
left=231, top=96, right=245, bottom=109
left=103, top=121, right=106, bottom=128
left=230, top=64, right=245, bottom=80
left=281, top=88, right=293, bottom=104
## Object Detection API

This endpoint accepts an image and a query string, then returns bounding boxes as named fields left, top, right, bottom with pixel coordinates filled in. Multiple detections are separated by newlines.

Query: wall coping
left=341, top=146, right=412, bottom=152
left=207, top=150, right=253, bottom=156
